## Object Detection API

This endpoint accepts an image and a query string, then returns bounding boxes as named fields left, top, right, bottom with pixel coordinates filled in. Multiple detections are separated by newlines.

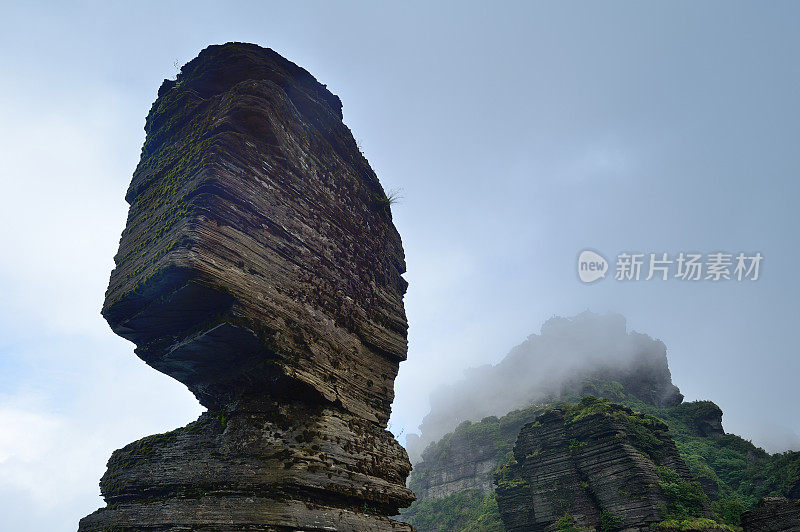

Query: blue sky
left=1, top=1, right=799, bottom=530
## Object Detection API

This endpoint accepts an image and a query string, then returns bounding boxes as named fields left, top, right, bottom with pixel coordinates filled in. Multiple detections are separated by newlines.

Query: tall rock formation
left=495, top=397, right=712, bottom=531
left=79, top=42, right=415, bottom=531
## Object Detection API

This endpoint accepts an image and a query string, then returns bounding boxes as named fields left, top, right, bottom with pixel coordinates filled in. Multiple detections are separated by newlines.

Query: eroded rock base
left=79, top=405, right=414, bottom=532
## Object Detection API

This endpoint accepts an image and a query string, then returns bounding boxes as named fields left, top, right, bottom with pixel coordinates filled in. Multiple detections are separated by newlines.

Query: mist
left=1, top=3, right=799, bottom=530
left=405, top=311, right=794, bottom=463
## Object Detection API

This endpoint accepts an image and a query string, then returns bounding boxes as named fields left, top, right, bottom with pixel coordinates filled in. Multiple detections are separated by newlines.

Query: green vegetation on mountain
left=401, top=383, right=800, bottom=530
left=399, top=490, right=504, bottom=531
left=620, top=394, right=799, bottom=513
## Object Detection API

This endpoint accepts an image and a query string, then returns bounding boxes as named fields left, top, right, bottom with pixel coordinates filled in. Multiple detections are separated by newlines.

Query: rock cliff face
left=494, top=398, right=712, bottom=531
left=409, top=411, right=534, bottom=500
left=402, top=317, right=799, bottom=530
left=79, top=42, right=414, bottom=531
left=407, top=379, right=693, bottom=504
left=741, top=497, right=800, bottom=532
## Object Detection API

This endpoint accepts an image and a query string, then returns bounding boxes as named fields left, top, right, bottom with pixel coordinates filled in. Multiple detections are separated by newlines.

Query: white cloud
left=0, top=87, right=134, bottom=338
left=0, top=398, right=102, bottom=507
left=0, top=334, right=203, bottom=531
left=0, top=77, right=202, bottom=531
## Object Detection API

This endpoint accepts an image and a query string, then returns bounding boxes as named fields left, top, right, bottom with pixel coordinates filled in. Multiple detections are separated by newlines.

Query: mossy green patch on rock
left=494, top=397, right=716, bottom=530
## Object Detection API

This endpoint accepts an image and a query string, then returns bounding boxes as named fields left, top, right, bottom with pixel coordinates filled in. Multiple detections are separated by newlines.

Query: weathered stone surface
left=411, top=438, right=501, bottom=499
left=406, top=384, right=710, bottom=504
left=80, top=42, right=413, bottom=531
left=494, top=398, right=711, bottom=531
left=741, top=497, right=800, bottom=532
left=408, top=409, right=539, bottom=500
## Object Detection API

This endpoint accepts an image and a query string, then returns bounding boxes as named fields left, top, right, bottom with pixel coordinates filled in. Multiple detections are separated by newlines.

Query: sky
left=0, top=1, right=798, bottom=530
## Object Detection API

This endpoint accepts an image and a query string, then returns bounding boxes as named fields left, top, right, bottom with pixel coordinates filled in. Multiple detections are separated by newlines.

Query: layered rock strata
left=407, top=389, right=721, bottom=503
left=408, top=407, right=543, bottom=500
left=741, top=497, right=800, bottom=532
left=79, top=42, right=414, bottom=531
left=494, top=398, right=711, bottom=531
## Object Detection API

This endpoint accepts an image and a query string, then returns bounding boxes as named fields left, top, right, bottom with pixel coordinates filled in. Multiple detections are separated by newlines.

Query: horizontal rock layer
left=741, top=497, right=800, bottom=532
left=80, top=406, right=413, bottom=531
left=408, top=407, right=538, bottom=500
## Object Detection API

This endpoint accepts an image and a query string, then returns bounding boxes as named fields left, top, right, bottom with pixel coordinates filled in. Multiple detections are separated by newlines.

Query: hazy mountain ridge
left=407, top=312, right=683, bottom=463
left=401, top=313, right=800, bottom=530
